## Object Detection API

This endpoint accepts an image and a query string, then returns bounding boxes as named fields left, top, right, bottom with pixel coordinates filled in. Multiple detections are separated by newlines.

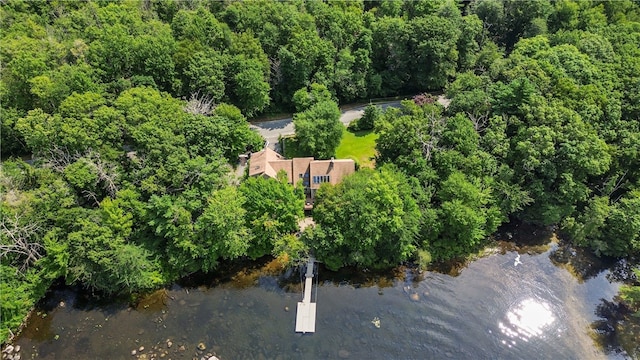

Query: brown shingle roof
left=249, top=148, right=289, bottom=178
left=249, top=148, right=355, bottom=189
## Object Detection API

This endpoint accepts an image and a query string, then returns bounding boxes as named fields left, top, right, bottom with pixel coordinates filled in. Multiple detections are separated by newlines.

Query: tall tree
left=408, top=15, right=461, bottom=89
left=431, top=171, right=502, bottom=260
left=195, top=187, right=250, bottom=270
left=292, top=84, right=343, bottom=159
left=239, top=174, right=304, bottom=259
left=228, top=57, right=271, bottom=116
left=307, top=166, right=420, bottom=270
left=60, top=215, right=163, bottom=294
left=16, top=92, right=124, bottom=159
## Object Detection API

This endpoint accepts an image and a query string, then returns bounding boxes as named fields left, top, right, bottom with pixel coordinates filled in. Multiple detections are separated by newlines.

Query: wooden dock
left=295, top=257, right=316, bottom=333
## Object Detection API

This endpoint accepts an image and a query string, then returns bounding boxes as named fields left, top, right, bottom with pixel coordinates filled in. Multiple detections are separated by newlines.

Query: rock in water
left=197, top=342, right=206, bottom=351
left=338, top=349, right=350, bottom=358
left=410, top=293, right=420, bottom=301
left=208, top=356, right=220, bottom=360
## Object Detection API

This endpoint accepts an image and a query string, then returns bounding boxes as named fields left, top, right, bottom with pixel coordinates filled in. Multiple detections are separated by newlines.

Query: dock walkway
left=295, top=258, right=316, bottom=333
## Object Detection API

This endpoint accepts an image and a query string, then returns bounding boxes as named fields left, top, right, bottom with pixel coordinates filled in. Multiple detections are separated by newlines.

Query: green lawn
left=336, top=128, right=378, bottom=168
left=282, top=127, right=378, bottom=168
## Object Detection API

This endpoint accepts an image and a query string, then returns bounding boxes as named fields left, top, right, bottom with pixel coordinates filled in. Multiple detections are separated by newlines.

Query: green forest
left=1, top=0, right=640, bottom=343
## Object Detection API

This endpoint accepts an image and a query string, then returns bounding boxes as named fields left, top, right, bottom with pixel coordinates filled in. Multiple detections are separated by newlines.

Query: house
left=248, top=148, right=355, bottom=205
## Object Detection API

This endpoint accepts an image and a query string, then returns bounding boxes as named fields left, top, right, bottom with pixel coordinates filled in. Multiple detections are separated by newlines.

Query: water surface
left=14, top=236, right=634, bottom=360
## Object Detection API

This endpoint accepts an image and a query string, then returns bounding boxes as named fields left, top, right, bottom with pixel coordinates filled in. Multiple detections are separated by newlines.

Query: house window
left=312, top=175, right=330, bottom=184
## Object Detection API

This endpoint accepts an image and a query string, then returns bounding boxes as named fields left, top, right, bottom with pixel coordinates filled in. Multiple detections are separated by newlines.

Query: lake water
left=12, top=229, right=637, bottom=360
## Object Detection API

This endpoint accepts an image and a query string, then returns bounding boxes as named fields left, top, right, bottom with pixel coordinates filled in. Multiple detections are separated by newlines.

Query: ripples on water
left=499, top=298, right=556, bottom=343
left=12, top=236, right=635, bottom=360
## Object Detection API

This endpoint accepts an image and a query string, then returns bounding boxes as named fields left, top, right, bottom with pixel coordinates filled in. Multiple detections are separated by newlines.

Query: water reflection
left=591, top=298, right=640, bottom=358
left=13, top=232, right=635, bottom=360
left=550, top=243, right=618, bottom=283
left=499, top=298, right=556, bottom=344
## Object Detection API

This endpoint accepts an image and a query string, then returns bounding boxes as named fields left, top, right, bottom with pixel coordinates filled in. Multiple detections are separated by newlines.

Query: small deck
left=295, top=258, right=316, bottom=333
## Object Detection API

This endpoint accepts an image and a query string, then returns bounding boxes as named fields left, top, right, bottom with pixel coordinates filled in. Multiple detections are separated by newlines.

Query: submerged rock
left=197, top=342, right=206, bottom=351
left=338, top=349, right=350, bottom=358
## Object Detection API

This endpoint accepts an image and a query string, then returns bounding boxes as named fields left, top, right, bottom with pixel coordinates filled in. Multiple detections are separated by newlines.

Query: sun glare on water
left=498, top=298, right=556, bottom=344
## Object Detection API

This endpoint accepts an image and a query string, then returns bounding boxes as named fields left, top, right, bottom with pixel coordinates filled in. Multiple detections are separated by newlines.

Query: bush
left=357, top=104, right=381, bottom=131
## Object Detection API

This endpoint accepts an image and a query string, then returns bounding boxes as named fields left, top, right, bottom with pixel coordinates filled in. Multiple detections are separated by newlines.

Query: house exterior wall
left=292, top=157, right=313, bottom=187
left=309, top=160, right=355, bottom=190
left=269, top=160, right=294, bottom=183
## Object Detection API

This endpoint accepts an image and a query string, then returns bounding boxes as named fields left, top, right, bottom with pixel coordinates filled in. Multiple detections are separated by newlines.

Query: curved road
left=249, top=96, right=450, bottom=150
left=248, top=100, right=399, bottom=149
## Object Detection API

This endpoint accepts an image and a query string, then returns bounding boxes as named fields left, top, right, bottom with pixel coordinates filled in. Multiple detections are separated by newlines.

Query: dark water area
left=12, top=230, right=639, bottom=360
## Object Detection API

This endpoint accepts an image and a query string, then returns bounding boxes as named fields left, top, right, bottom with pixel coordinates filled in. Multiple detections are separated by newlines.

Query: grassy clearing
left=336, top=128, right=378, bottom=168
left=282, top=127, right=378, bottom=168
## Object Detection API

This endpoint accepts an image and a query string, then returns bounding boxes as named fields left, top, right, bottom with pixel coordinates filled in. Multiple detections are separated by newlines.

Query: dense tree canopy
left=1, top=0, right=490, bottom=153
left=239, top=174, right=305, bottom=259
left=1, top=0, right=640, bottom=345
left=292, top=84, right=343, bottom=159
left=306, top=166, right=420, bottom=270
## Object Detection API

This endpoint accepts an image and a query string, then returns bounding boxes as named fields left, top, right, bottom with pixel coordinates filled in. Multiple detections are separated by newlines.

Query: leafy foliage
left=374, top=102, right=514, bottom=261
left=292, top=84, right=344, bottom=159
left=239, top=174, right=305, bottom=259
left=63, top=216, right=162, bottom=294
left=307, top=166, right=420, bottom=270
left=619, top=268, right=640, bottom=316
left=1, top=0, right=640, bottom=344
left=349, top=104, right=381, bottom=131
